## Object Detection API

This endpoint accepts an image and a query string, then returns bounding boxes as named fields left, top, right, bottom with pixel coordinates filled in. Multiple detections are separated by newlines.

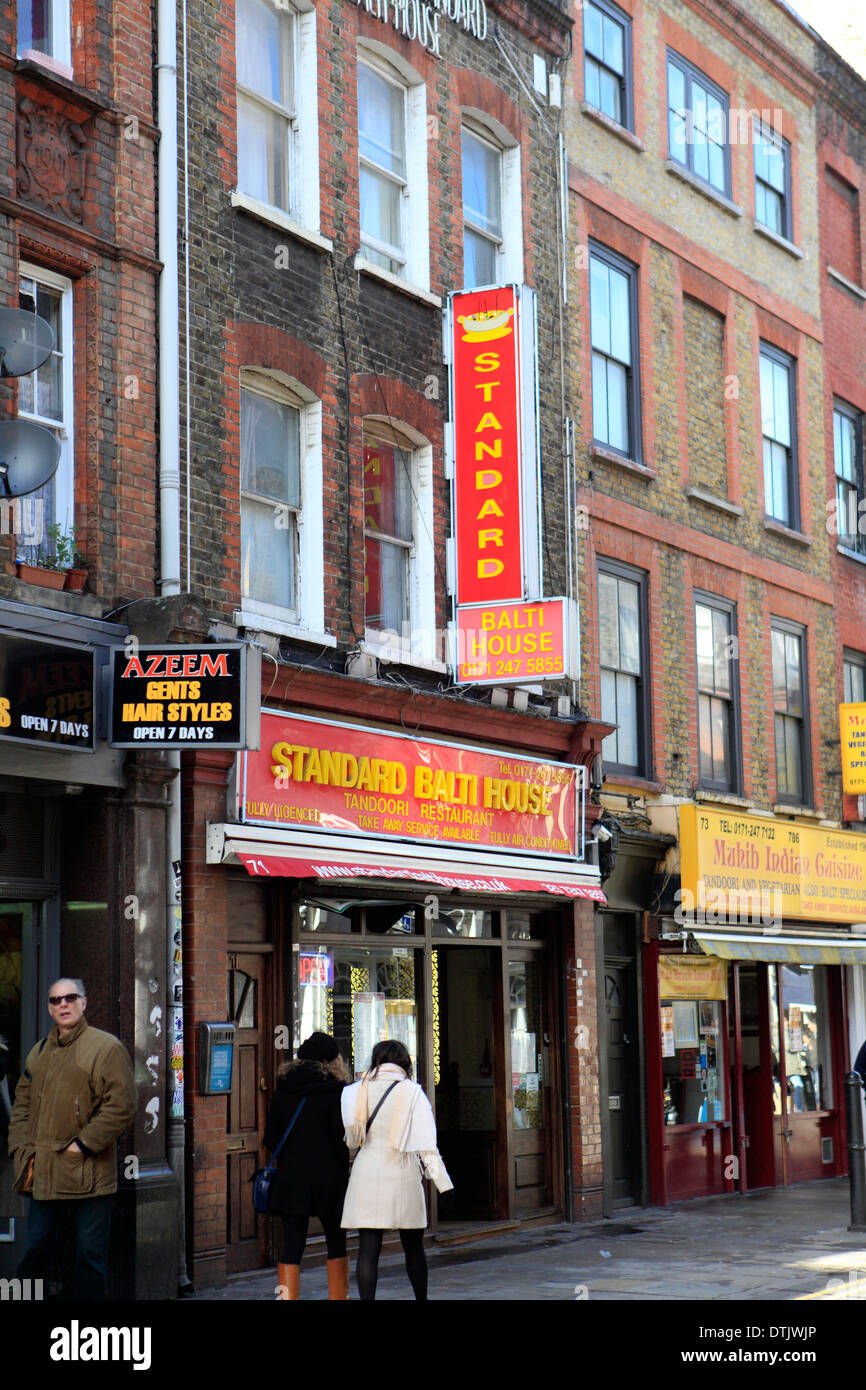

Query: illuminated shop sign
left=0, top=630, right=94, bottom=751
left=108, top=644, right=251, bottom=748
left=450, top=285, right=525, bottom=607
left=299, top=953, right=334, bottom=987
left=240, top=710, right=583, bottom=860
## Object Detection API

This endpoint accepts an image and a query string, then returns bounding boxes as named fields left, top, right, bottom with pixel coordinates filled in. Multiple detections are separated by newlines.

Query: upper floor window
left=363, top=418, right=436, bottom=663
left=598, top=560, right=649, bottom=777
left=753, top=124, right=791, bottom=240
left=667, top=51, right=729, bottom=196
left=462, top=126, right=501, bottom=288
left=771, top=621, right=809, bottom=805
left=17, top=265, right=74, bottom=557
left=17, top=0, right=71, bottom=67
left=236, top=0, right=298, bottom=215
left=238, top=369, right=325, bottom=636
left=834, top=401, right=864, bottom=554
left=357, top=52, right=429, bottom=290
left=760, top=345, right=797, bottom=529
left=844, top=650, right=866, bottom=705
left=583, top=0, right=631, bottom=129
left=590, top=244, right=639, bottom=459
left=695, top=596, right=740, bottom=794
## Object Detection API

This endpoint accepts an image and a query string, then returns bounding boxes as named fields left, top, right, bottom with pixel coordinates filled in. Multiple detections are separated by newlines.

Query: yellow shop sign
left=840, top=702, right=866, bottom=795
left=679, top=804, right=866, bottom=925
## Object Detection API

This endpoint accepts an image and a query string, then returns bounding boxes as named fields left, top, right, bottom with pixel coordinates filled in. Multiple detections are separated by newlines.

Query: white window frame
left=233, top=0, right=321, bottom=233
left=17, top=262, right=74, bottom=557
left=17, top=0, right=72, bottom=72
left=236, top=368, right=326, bottom=641
left=461, top=113, right=523, bottom=289
left=361, top=417, right=439, bottom=670
left=356, top=43, right=430, bottom=294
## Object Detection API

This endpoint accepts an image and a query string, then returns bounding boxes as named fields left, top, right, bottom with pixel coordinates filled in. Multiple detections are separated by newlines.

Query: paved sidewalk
left=188, top=1177, right=866, bottom=1301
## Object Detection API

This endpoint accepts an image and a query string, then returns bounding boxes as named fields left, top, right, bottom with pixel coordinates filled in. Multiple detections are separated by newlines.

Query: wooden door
left=226, top=953, right=269, bottom=1274
left=508, top=951, right=553, bottom=1214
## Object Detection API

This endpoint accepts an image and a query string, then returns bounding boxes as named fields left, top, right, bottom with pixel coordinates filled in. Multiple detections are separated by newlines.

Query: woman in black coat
left=263, top=1031, right=350, bottom=1300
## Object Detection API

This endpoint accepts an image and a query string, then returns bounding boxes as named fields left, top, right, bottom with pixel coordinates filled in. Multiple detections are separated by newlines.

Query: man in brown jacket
left=8, top=977, right=137, bottom=1299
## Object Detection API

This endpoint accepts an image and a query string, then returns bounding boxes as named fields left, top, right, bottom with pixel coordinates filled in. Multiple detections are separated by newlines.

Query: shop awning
left=694, top=931, right=866, bottom=964
left=206, top=823, right=607, bottom=902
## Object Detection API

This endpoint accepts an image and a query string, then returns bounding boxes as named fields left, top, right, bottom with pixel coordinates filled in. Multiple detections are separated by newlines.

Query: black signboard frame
left=0, top=630, right=96, bottom=752
left=107, top=642, right=253, bottom=750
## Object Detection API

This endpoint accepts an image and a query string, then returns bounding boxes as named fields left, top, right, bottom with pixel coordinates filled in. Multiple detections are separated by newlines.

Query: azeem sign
left=354, top=0, right=488, bottom=56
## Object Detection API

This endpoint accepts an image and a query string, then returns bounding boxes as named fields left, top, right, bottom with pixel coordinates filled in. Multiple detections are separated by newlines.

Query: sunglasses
left=48, top=993, right=81, bottom=1005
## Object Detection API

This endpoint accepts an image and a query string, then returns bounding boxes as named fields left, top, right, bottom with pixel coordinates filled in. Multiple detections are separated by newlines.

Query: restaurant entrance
left=294, top=895, right=561, bottom=1231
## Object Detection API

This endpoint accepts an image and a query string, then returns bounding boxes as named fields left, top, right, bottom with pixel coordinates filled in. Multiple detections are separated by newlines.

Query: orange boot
left=327, top=1256, right=350, bottom=1300
left=277, top=1263, right=300, bottom=1300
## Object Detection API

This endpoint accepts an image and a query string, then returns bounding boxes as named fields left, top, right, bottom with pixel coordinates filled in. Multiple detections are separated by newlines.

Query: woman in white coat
left=341, top=1039, right=453, bottom=1300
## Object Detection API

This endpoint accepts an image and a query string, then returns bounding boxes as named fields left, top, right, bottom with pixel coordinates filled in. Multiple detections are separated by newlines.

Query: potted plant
left=59, top=527, right=88, bottom=592
left=15, top=525, right=87, bottom=591
left=16, top=535, right=66, bottom=590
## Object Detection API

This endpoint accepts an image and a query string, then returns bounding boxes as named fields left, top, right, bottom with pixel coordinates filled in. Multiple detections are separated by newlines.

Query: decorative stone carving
left=17, top=98, right=86, bottom=222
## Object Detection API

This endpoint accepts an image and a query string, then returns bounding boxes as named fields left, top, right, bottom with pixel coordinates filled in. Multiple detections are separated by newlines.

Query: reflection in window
left=781, top=964, right=831, bottom=1111
left=229, top=969, right=257, bottom=1029
left=294, top=945, right=419, bottom=1079
left=510, top=961, right=543, bottom=1130
left=433, top=908, right=492, bottom=938
left=661, top=997, right=725, bottom=1124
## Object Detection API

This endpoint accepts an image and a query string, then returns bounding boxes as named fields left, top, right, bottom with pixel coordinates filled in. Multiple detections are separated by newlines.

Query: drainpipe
left=157, top=0, right=190, bottom=1291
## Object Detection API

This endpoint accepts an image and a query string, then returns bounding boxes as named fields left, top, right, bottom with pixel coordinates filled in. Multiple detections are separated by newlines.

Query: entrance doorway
left=0, top=899, right=57, bottom=1277
left=226, top=952, right=271, bottom=1274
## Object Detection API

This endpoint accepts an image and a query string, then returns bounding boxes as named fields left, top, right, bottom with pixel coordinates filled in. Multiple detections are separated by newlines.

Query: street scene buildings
left=2, top=0, right=866, bottom=1302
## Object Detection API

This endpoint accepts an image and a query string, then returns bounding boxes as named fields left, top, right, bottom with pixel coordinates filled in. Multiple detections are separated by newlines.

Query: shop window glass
left=781, top=964, right=832, bottom=1111
left=433, top=907, right=494, bottom=938
left=229, top=968, right=257, bottom=1028
left=661, top=997, right=725, bottom=1123
left=294, top=944, right=420, bottom=1079
left=510, top=960, right=544, bottom=1130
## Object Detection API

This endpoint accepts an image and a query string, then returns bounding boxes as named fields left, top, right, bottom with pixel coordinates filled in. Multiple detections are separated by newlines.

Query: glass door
left=0, top=902, right=41, bottom=1277
left=508, top=950, right=552, bottom=1214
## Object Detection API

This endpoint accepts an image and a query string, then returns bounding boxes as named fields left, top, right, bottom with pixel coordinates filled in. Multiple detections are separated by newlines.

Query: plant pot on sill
left=16, top=562, right=66, bottom=590
left=64, top=568, right=87, bottom=592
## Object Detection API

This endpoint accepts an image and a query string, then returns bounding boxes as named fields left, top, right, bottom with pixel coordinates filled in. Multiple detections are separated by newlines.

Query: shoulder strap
left=270, top=1096, right=307, bottom=1162
left=365, top=1080, right=402, bottom=1139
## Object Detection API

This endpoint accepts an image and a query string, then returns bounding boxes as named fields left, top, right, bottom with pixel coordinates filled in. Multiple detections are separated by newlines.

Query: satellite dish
left=0, top=307, right=55, bottom=377
left=0, top=420, right=61, bottom=498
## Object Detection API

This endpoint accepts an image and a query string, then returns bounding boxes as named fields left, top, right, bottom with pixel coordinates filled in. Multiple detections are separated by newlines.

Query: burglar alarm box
left=199, top=1023, right=236, bottom=1094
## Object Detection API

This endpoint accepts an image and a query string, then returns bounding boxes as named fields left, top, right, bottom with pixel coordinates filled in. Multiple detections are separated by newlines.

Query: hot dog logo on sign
left=451, top=286, right=525, bottom=606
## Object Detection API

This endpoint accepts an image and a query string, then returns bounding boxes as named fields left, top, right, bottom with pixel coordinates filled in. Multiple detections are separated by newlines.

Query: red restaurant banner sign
left=239, top=711, right=582, bottom=860
left=455, top=598, right=570, bottom=685
left=451, top=285, right=524, bottom=605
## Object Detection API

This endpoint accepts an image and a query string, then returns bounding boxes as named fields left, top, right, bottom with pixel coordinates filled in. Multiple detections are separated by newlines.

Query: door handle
left=259, top=1077, right=267, bottom=1091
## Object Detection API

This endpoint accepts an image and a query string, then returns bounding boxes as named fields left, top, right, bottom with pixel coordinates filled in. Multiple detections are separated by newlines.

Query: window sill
left=753, top=222, right=803, bottom=259
left=580, top=102, right=645, bottom=152
left=684, top=486, right=743, bottom=517
left=17, top=50, right=74, bottom=81
left=664, top=161, right=743, bottom=219
left=361, top=635, right=447, bottom=674
left=828, top=265, right=866, bottom=301
left=602, top=773, right=662, bottom=793
left=590, top=444, right=655, bottom=479
left=693, top=789, right=750, bottom=808
left=837, top=543, right=866, bottom=566
left=762, top=518, right=812, bottom=547
left=355, top=257, right=442, bottom=308
left=234, top=610, right=337, bottom=647
left=772, top=803, right=822, bottom=820
left=230, top=192, right=333, bottom=253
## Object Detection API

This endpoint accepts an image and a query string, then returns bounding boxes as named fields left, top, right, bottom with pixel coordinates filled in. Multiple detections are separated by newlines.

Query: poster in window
left=352, top=992, right=386, bottom=1077
left=699, top=1001, right=717, bottom=1033
left=672, top=1001, right=698, bottom=1047
left=660, top=1005, right=675, bottom=1057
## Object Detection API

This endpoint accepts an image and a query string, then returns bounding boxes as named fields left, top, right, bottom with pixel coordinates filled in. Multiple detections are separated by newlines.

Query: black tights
left=356, top=1228, right=427, bottom=1301
left=280, top=1214, right=346, bottom=1264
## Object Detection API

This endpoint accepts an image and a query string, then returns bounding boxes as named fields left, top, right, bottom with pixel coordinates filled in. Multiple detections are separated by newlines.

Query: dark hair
left=369, top=1039, right=412, bottom=1079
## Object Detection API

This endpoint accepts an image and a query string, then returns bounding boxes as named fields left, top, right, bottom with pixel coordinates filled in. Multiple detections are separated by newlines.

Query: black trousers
left=280, top=1210, right=346, bottom=1263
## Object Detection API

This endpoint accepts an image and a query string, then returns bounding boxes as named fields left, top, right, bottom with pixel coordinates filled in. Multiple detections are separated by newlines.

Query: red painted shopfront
left=645, top=936, right=860, bottom=1203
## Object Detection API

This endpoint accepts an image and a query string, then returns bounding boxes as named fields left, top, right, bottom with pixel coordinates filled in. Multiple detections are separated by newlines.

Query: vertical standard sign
left=452, top=286, right=524, bottom=604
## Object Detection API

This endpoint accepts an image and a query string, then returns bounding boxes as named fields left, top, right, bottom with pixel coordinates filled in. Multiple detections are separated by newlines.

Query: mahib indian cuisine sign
left=240, top=711, right=582, bottom=859
left=840, top=702, right=866, bottom=795
left=679, top=804, right=866, bottom=924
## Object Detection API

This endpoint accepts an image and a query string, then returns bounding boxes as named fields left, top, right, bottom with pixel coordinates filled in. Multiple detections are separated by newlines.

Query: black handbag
left=252, top=1096, right=307, bottom=1215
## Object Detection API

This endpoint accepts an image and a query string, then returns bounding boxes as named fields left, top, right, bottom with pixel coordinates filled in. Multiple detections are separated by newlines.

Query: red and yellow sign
left=658, top=956, right=727, bottom=1002
left=680, top=804, right=866, bottom=924
left=240, top=712, right=579, bottom=858
left=456, top=598, right=568, bottom=685
left=840, top=702, right=866, bottom=795
left=451, top=285, right=524, bottom=604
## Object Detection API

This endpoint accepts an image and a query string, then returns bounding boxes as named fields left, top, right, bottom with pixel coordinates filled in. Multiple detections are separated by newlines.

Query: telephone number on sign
left=464, top=656, right=563, bottom=678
